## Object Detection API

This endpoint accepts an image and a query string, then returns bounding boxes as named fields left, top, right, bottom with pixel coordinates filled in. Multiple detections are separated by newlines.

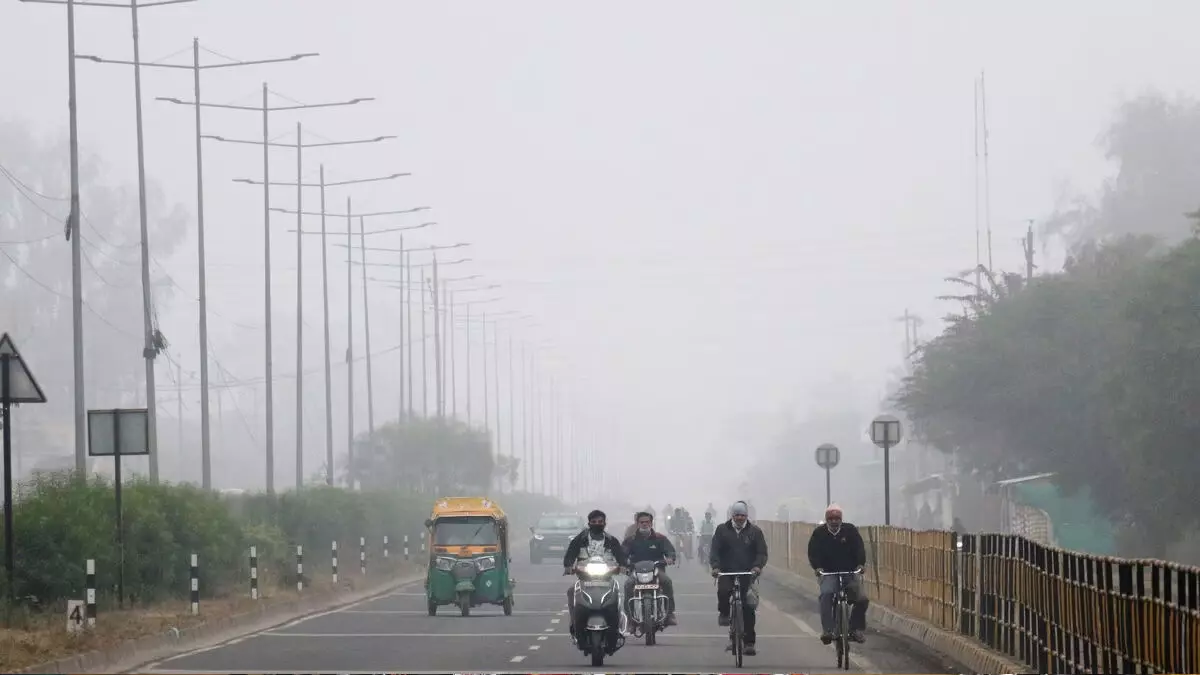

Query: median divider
left=16, top=561, right=426, bottom=675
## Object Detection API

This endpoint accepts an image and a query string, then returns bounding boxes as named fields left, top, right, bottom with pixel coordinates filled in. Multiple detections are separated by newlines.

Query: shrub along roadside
left=0, top=471, right=569, bottom=614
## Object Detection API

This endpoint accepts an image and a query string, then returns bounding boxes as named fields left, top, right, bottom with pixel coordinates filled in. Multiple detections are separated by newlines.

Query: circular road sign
left=870, top=413, right=903, bottom=449
left=815, top=443, right=840, bottom=469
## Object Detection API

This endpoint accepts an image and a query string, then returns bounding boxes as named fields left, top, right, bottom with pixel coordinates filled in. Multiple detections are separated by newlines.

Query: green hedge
left=0, top=472, right=568, bottom=611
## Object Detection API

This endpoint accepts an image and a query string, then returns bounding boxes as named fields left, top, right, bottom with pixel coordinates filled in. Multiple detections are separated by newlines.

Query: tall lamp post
left=161, top=89, right=373, bottom=492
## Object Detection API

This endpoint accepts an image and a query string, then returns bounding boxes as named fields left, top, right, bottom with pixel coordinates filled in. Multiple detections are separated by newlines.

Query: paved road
left=143, top=550, right=956, bottom=673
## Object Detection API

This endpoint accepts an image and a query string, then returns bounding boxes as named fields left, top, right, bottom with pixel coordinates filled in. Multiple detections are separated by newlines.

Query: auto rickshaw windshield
left=433, top=516, right=500, bottom=546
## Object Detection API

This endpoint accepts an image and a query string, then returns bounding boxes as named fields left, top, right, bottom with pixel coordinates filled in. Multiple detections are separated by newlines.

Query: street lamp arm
left=19, top=0, right=195, bottom=5
left=324, top=173, right=410, bottom=186
left=346, top=207, right=429, bottom=218
left=303, top=137, right=397, bottom=148
left=365, top=222, right=438, bottom=235
left=77, top=55, right=192, bottom=68
left=204, top=135, right=295, bottom=148
left=239, top=179, right=323, bottom=187
left=266, top=98, right=374, bottom=111
left=202, top=54, right=319, bottom=69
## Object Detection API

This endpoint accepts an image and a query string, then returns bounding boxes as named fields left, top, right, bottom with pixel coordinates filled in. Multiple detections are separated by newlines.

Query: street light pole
left=358, top=216, right=375, bottom=436
left=173, top=90, right=372, bottom=492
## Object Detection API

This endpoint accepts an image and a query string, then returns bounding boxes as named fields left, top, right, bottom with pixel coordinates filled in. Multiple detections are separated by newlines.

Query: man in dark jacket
left=807, top=503, right=869, bottom=643
left=563, top=509, right=629, bottom=645
left=709, top=500, right=768, bottom=655
left=622, top=511, right=678, bottom=626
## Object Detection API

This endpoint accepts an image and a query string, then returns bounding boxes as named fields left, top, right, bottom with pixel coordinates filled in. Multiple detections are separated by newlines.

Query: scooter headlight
left=583, top=561, right=609, bottom=577
left=635, top=571, right=655, bottom=583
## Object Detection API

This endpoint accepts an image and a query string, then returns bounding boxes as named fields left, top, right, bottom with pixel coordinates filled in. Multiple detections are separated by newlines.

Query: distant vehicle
left=529, top=512, right=584, bottom=564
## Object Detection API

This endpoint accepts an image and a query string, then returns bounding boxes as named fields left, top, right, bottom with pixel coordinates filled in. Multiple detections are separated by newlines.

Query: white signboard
left=870, top=413, right=903, bottom=448
left=67, top=599, right=84, bottom=633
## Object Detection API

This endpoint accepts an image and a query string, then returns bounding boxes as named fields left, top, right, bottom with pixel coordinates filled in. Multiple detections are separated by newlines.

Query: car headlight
left=476, top=556, right=496, bottom=571
left=532, top=534, right=545, bottom=540
left=435, top=557, right=455, bottom=571
left=584, top=561, right=609, bottom=577
left=635, top=571, right=654, bottom=583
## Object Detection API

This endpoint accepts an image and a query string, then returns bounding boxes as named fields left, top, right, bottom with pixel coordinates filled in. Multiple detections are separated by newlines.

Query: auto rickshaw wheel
left=503, top=596, right=513, bottom=615
left=427, top=599, right=437, bottom=616
left=458, top=592, right=471, bottom=617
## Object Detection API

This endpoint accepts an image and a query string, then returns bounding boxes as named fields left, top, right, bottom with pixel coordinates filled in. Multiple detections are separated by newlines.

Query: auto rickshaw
left=424, top=496, right=514, bottom=617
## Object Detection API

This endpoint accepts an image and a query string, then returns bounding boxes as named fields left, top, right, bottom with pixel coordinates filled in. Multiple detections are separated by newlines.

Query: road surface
left=143, top=551, right=957, bottom=673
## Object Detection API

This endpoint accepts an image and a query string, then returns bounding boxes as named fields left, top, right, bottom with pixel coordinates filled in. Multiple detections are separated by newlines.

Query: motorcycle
left=568, top=555, right=625, bottom=667
left=627, top=560, right=670, bottom=645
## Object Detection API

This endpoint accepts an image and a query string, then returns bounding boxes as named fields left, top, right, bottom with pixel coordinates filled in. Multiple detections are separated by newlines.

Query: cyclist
left=621, top=511, right=678, bottom=626
left=709, top=500, right=768, bottom=655
left=698, top=510, right=716, bottom=558
left=808, top=503, right=868, bottom=644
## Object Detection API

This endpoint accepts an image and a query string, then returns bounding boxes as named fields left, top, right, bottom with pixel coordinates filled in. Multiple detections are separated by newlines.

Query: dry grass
left=0, top=561, right=420, bottom=672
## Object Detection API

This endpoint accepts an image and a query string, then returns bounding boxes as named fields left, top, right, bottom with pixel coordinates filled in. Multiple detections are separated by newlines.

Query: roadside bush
left=0, top=471, right=573, bottom=613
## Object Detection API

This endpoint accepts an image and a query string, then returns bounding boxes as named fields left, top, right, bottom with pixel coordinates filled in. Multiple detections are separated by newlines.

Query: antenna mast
left=973, top=76, right=982, bottom=293
left=982, top=71, right=994, bottom=273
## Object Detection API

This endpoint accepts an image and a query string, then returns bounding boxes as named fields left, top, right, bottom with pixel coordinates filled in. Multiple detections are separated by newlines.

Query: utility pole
left=37, top=0, right=203, bottom=480
left=448, top=285, right=456, bottom=419
left=421, top=271, right=429, bottom=417
left=1023, top=219, right=1036, bottom=283
left=508, top=336, right=517, bottom=490
left=406, top=252, right=414, bottom=417
left=523, top=344, right=532, bottom=492
left=895, top=310, right=924, bottom=367
left=174, top=87, right=373, bottom=492
left=229, top=150, right=400, bottom=489
left=120, top=41, right=315, bottom=489
left=464, top=300, right=471, bottom=425
left=358, top=217, right=375, bottom=435
left=431, top=258, right=443, bottom=418
left=280, top=200, right=427, bottom=484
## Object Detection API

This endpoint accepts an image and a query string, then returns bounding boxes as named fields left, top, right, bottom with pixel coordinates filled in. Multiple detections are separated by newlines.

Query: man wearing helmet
left=709, top=500, right=768, bottom=655
left=808, top=503, right=868, bottom=643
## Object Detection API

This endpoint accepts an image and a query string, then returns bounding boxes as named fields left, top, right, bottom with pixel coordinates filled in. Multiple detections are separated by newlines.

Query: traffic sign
left=0, top=333, right=47, bottom=404
left=870, top=413, right=902, bottom=448
left=814, top=443, right=840, bottom=469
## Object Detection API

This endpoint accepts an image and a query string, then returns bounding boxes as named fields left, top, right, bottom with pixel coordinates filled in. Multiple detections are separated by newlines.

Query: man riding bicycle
left=698, top=510, right=716, bottom=558
left=808, top=503, right=868, bottom=644
left=621, top=511, right=678, bottom=626
left=710, top=500, right=768, bottom=656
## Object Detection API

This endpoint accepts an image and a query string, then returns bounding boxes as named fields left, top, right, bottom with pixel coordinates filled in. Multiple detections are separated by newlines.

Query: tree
left=348, top=417, right=495, bottom=494
left=1044, top=92, right=1200, bottom=251
left=492, top=454, right=521, bottom=492
left=1, top=120, right=190, bottom=454
left=895, top=235, right=1200, bottom=556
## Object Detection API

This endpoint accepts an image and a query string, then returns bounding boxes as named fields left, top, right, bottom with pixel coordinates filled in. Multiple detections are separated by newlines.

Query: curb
left=763, top=567, right=1026, bottom=674
left=16, top=568, right=425, bottom=675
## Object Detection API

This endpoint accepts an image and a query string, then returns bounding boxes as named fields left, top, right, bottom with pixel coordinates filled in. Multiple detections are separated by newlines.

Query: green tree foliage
left=349, top=417, right=496, bottom=493
left=896, top=237, right=1200, bottom=556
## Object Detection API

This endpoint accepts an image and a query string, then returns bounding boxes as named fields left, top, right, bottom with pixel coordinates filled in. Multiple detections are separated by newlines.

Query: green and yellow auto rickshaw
left=424, top=496, right=514, bottom=617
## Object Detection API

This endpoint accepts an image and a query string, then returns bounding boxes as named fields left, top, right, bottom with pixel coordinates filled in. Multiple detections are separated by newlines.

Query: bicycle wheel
left=836, top=599, right=850, bottom=669
left=731, top=595, right=744, bottom=668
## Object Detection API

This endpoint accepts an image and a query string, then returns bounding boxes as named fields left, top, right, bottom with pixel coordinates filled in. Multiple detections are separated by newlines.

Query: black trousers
left=716, top=575, right=757, bottom=644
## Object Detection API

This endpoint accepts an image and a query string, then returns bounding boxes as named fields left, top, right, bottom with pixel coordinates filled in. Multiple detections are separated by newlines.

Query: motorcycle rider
left=808, top=503, right=868, bottom=644
left=710, top=500, right=768, bottom=656
left=563, top=509, right=629, bottom=647
left=621, top=511, right=678, bottom=626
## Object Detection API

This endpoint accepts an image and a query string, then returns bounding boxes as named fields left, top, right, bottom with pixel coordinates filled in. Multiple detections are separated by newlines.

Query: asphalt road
left=142, top=546, right=958, bottom=673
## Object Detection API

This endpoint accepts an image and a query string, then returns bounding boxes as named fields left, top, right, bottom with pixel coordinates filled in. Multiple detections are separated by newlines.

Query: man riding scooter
left=622, top=511, right=678, bottom=627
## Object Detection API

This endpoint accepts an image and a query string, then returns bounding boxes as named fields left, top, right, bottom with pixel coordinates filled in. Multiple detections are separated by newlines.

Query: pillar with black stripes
left=189, top=553, right=199, bottom=615
left=296, top=545, right=304, bottom=591
left=332, top=540, right=339, bottom=585
left=249, top=545, right=259, bottom=600
left=85, top=558, right=96, bottom=628
left=404, top=534, right=409, bottom=561
left=383, top=535, right=389, bottom=559
left=360, top=536, right=366, bottom=575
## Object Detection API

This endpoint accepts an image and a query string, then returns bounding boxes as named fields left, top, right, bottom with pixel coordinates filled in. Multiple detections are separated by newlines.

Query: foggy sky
left=1, top=1, right=1191, bottom=503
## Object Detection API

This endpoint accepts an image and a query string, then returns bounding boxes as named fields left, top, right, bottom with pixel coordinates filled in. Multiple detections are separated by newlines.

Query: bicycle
left=818, top=569, right=860, bottom=670
left=716, top=571, right=758, bottom=668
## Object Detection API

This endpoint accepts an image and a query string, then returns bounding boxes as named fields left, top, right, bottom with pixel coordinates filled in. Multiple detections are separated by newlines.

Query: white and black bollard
left=332, top=540, right=339, bottom=585
left=383, top=535, right=389, bottom=559
left=85, top=558, right=97, bottom=628
left=296, top=545, right=304, bottom=592
left=360, top=536, right=366, bottom=575
left=420, top=531, right=426, bottom=554
left=250, top=546, right=259, bottom=600
left=404, top=534, right=409, bottom=561
left=189, top=553, right=199, bottom=615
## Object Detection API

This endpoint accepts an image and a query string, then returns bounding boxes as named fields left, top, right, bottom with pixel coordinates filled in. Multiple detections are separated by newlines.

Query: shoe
left=851, top=630, right=865, bottom=643
left=820, top=632, right=833, bottom=645
left=744, top=642, right=757, bottom=655
left=717, top=614, right=731, bottom=627
left=665, top=612, right=678, bottom=626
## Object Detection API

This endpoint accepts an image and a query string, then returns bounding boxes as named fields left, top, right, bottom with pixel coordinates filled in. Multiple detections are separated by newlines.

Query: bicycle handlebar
left=716, top=571, right=759, bottom=576
left=817, top=569, right=863, bottom=576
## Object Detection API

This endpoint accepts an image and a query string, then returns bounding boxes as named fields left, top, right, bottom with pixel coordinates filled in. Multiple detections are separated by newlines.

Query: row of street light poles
left=18, top=0, right=604, bottom=501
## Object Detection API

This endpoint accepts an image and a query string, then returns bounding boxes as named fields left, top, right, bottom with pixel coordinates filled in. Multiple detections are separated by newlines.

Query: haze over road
left=141, top=550, right=955, bottom=674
